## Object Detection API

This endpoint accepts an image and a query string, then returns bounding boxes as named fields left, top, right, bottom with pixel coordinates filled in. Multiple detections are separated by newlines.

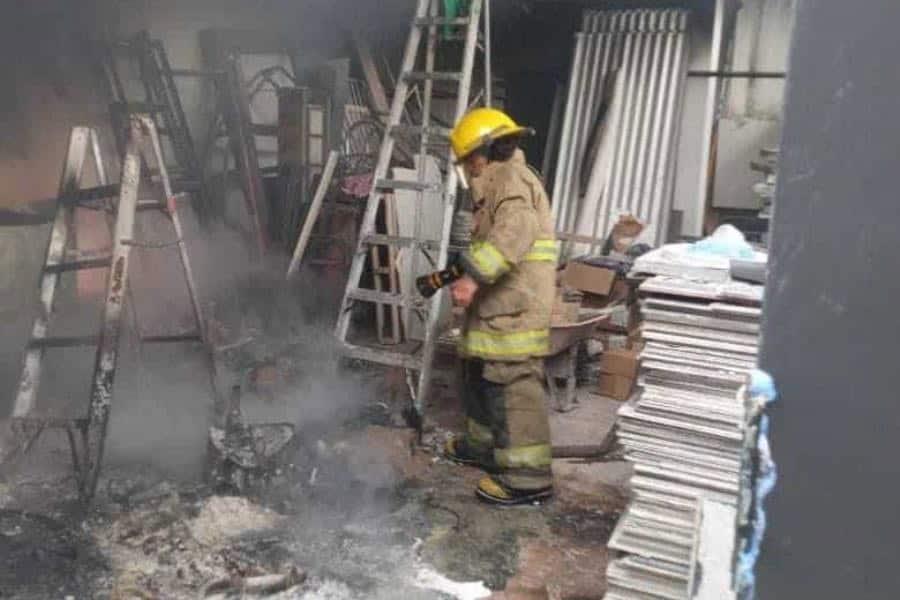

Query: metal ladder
left=99, top=32, right=202, bottom=193
left=5, top=115, right=214, bottom=502
left=335, top=0, right=483, bottom=422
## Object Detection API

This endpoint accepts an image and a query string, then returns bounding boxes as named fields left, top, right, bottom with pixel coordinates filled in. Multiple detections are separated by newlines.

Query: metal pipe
left=550, top=32, right=586, bottom=226
left=540, top=83, right=564, bottom=184
left=659, top=13, right=691, bottom=245
left=651, top=12, right=689, bottom=246
left=688, top=70, right=785, bottom=78
left=601, top=11, right=641, bottom=241
left=560, top=16, right=600, bottom=255
left=562, top=23, right=598, bottom=235
left=632, top=12, right=667, bottom=223
left=484, top=0, right=492, bottom=106
left=565, top=11, right=622, bottom=253
left=621, top=11, right=654, bottom=218
left=561, top=15, right=604, bottom=246
left=582, top=11, right=628, bottom=254
left=642, top=11, right=678, bottom=245
left=585, top=65, right=626, bottom=255
left=581, top=12, right=622, bottom=254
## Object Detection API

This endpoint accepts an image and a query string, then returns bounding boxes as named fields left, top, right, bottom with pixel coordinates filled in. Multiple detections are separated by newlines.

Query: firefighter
left=444, top=107, right=558, bottom=505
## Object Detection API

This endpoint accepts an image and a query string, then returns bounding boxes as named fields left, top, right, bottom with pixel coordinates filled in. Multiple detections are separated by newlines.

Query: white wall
left=671, top=5, right=715, bottom=238
left=670, top=0, right=795, bottom=233
left=712, top=0, right=794, bottom=211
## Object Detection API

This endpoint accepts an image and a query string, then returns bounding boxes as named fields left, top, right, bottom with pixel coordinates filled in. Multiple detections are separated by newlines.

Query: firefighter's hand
left=451, top=275, right=479, bottom=308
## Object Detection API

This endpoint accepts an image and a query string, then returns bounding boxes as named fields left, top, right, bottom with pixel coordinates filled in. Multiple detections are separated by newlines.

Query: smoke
left=101, top=208, right=383, bottom=482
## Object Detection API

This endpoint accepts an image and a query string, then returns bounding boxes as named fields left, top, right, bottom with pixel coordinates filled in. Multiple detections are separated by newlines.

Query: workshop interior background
left=0, top=0, right=795, bottom=599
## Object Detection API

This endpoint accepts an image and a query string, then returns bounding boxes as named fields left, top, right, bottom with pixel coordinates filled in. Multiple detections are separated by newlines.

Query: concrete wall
left=759, top=0, right=900, bottom=595
left=671, top=0, right=795, bottom=233
left=712, top=0, right=794, bottom=211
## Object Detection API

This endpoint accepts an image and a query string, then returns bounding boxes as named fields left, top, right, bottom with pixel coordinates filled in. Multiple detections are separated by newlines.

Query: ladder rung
left=403, top=71, right=463, bottom=83
left=137, top=200, right=165, bottom=211
left=170, top=68, right=225, bottom=78
left=414, top=17, right=472, bottom=27
left=59, top=184, right=121, bottom=205
left=12, top=416, right=88, bottom=429
left=340, top=343, right=423, bottom=371
left=251, top=124, right=280, bottom=137
left=347, top=288, right=423, bottom=308
left=141, top=332, right=203, bottom=344
left=27, top=335, right=100, bottom=349
left=113, top=101, right=167, bottom=114
left=173, top=179, right=203, bottom=193
left=375, top=179, right=441, bottom=193
left=390, top=124, right=452, bottom=141
left=45, top=252, right=113, bottom=273
left=363, top=234, right=440, bottom=250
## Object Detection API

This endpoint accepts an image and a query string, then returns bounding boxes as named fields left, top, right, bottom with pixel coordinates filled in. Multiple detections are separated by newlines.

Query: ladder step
left=414, top=17, right=472, bottom=27
left=347, top=288, right=424, bottom=308
left=27, top=335, right=100, bottom=349
left=390, top=124, right=452, bottom=141
left=137, top=200, right=165, bottom=211
left=60, top=184, right=121, bottom=205
left=403, top=71, right=463, bottom=83
left=113, top=101, right=167, bottom=115
left=375, top=179, right=441, bottom=193
left=45, top=251, right=113, bottom=273
left=12, top=416, right=88, bottom=429
left=141, top=332, right=203, bottom=344
left=363, top=234, right=440, bottom=251
left=340, top=342, right=423, bottom=371
left=251, top=124, right=280, bottom=137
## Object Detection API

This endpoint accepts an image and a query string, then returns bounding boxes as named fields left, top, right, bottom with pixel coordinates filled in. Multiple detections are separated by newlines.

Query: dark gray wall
left=758, top=0, right=900, bottom=597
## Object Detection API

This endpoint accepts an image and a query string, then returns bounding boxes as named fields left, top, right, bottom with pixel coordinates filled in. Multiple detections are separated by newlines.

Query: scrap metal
left=550, top=10, right=691, bottom=254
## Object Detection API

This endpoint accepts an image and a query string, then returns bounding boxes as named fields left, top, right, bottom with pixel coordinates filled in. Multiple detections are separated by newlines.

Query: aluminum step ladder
left=4, top=116, right=215, bottom=502
left=335, top=0, right=484, bottom=424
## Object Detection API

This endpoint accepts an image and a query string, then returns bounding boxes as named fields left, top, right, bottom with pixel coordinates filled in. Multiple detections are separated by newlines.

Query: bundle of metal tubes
left=550, top=10, right=691, bottom=256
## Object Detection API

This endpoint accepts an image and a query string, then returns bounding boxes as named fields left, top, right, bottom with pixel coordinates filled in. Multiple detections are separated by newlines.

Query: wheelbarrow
left=545, top=312, right=610, bottom=412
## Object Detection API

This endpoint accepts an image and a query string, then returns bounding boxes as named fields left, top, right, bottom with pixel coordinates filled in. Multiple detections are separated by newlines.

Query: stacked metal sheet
left=606, top=275, right=763, bottom=599
left=550, top=9, right=691, bottom=255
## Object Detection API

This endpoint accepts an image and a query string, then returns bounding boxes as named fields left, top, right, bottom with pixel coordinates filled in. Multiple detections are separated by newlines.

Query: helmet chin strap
left=455, top=164, right=471, bottom=190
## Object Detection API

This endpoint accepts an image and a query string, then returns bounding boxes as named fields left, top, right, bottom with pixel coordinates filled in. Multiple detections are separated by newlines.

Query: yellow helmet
left=449, top=107, right=533, bottom=161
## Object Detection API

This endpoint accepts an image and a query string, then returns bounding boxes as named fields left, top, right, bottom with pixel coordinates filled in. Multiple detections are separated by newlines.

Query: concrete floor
left=0, top=376, right=630, bottom=599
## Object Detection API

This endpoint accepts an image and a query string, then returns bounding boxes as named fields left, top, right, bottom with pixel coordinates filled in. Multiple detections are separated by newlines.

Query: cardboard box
left=551, top=288, right=581, bottom=325
left=600, top=348, right=640, bottom=379
left=598, top=373, right=635, bottom=401
left=562, top=261, right=617, bottom=296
